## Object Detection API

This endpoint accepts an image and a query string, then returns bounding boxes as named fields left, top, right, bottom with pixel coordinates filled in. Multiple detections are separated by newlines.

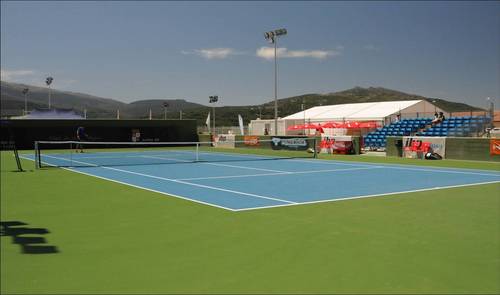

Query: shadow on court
left=0, top=221, right=59, bottom=254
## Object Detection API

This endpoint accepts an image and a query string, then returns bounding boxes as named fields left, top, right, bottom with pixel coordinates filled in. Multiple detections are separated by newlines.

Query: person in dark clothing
left=76, top=126, right=88, bottom=153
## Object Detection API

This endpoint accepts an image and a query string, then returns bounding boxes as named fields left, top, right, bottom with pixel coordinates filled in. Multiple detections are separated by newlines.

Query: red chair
left=411, top=140, right=422, bottom=152
left=420, top=142, right=432, bottom=153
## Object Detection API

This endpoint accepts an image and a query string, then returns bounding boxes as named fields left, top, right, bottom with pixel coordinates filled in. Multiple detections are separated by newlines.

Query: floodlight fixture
left=209, top=95, right=218, bottom=103
left=274, top=28, right=287, bottom=36
left=264, top=28, right=287, bottom=44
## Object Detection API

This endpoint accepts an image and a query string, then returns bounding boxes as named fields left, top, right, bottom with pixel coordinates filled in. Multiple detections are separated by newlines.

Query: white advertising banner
left=214, top=134, right=235, bottom=148
left=403, top=136, right=446, bottom=158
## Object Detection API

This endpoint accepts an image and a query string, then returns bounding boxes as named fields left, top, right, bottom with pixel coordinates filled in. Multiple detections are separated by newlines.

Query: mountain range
left=1, top=81, right=483, bottom=126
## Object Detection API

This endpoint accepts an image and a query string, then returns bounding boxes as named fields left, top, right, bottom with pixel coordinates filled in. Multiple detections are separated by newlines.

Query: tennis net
left=34, top=137, right=317, bottom=168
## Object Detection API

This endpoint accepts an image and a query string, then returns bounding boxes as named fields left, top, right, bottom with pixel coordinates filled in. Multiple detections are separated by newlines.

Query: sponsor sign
left=244, top=136, right=260, bottom=146
left=490, top=139, right=500, bottom=155
left=319, top=135, right=353, bottom=154
left=403, top=136, right=446, bottom=158
left=271, top=137, right=309, bottom=151
left=214, top=134, right=235, bottom=148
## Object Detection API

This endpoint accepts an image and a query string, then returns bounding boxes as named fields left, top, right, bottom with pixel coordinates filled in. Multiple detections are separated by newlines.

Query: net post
left=313, top=137, right=318, bottom=159
left=13, top=144, right=23, bottom=172
left=34, top=141, right=40, bottom=169
left=196, top=142, right=199, bottom=162
left=70, top=141, right=73, bottom=167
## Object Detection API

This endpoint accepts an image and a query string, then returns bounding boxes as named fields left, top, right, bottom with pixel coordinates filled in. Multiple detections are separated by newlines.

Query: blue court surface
left=22, top=150, right=500, bottom=211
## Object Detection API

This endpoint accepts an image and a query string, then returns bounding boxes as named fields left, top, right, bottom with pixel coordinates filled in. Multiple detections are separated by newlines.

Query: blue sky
left=1, top=1, right=499, bottom=108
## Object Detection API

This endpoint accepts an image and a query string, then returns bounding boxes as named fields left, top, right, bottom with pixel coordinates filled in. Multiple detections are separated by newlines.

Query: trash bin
left=394, top=139, right=403, bottom=157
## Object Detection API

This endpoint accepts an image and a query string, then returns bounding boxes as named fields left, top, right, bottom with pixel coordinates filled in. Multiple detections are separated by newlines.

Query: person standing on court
left=76, top=126, right=88, bottom=153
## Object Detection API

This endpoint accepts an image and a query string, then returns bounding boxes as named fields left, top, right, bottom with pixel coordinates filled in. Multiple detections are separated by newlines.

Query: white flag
left=238, top=114, right=244, bottom=135
left=205, top=112, right=211, bottom=133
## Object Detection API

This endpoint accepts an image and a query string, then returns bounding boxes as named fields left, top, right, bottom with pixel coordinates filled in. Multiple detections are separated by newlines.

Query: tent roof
left=283, top=100, right=423, bottom=121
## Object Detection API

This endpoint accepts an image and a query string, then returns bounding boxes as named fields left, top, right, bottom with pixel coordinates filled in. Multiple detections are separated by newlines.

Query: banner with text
left=403, top=136, right=446, bottom=158
left=244, top=136, right=260, bottom=146
left=490, top=139, right=500, bottom=155
left=271, top=137, right=310, bottom=151
left=214, top=134, right=235, bottom=148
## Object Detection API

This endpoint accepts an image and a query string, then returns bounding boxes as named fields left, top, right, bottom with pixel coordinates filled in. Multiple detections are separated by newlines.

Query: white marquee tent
left=249, top=100, right=444, bottom=135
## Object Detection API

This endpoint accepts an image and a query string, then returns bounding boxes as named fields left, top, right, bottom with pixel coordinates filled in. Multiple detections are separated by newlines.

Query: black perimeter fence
left=0, top=119, right=198, bottom=150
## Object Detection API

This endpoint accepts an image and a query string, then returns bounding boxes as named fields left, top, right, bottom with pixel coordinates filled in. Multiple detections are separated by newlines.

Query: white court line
left=65, top=154, right=188, bottom=160
left=383, top=166, right=500, bottom=177
left=297, top=158, right=500, bottom=177
left=290, top=157, right=500, bottom=175
left=142, top=154, right=289, bottom=173
left=140, top=155, right=192, bottom=163
left=19, top=155, right=236, bottom=211
left=191, top=150, right=372, bottom=167
left=234, top=180, right=500, bottom=212
left=177, top=166, right=383, bottom=181
left=41, top=154, right=296, bottom=205
left=202, top=154, right=500, bottom=176
left=22, top=154, right=500, bottom=212
left=203, top=162, right=289, bottom=173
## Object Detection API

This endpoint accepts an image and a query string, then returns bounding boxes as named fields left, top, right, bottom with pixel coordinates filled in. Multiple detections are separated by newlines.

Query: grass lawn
left=1, top=150, right=499, bottom=294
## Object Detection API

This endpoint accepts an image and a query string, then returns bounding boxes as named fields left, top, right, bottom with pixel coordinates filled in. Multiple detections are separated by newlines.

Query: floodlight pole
left=274, top=39, right=278, bottom=136
left=302, top=103, right=306, bottom=135
left=209, top=95, right=218, bottom=136
left=22, top=88, right=29, bottom=115
left=163, top=102, right=168, bottom=120
left=265, top=28, right=287, bottom=136
left=45, top=77, right=53, bottom=109
left=487, top=97, right=494, bottom=129
left=49, top=85, right=51, bottom=109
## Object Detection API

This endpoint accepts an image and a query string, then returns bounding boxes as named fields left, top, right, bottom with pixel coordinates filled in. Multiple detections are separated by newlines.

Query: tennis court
left=21, top=142, right=500, bottom=211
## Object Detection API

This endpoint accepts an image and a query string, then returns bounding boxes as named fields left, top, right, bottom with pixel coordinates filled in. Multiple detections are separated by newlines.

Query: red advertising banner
left=244, top=136, right=260, bottom=146
left=490, top=139, right=500, bottom=155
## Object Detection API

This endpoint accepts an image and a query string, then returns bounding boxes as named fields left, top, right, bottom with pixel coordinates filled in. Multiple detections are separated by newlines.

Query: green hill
left=1, top=81, right=483, bottom=126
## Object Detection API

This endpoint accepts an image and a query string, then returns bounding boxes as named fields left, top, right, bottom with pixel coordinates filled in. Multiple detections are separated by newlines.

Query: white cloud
left=363, top=44, right=380, bottom=51
left=182, top=48, right=241, bottom=59
left=256, top=47, right=341, bottom=60
left=0, top=69, right=36, bottom=82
